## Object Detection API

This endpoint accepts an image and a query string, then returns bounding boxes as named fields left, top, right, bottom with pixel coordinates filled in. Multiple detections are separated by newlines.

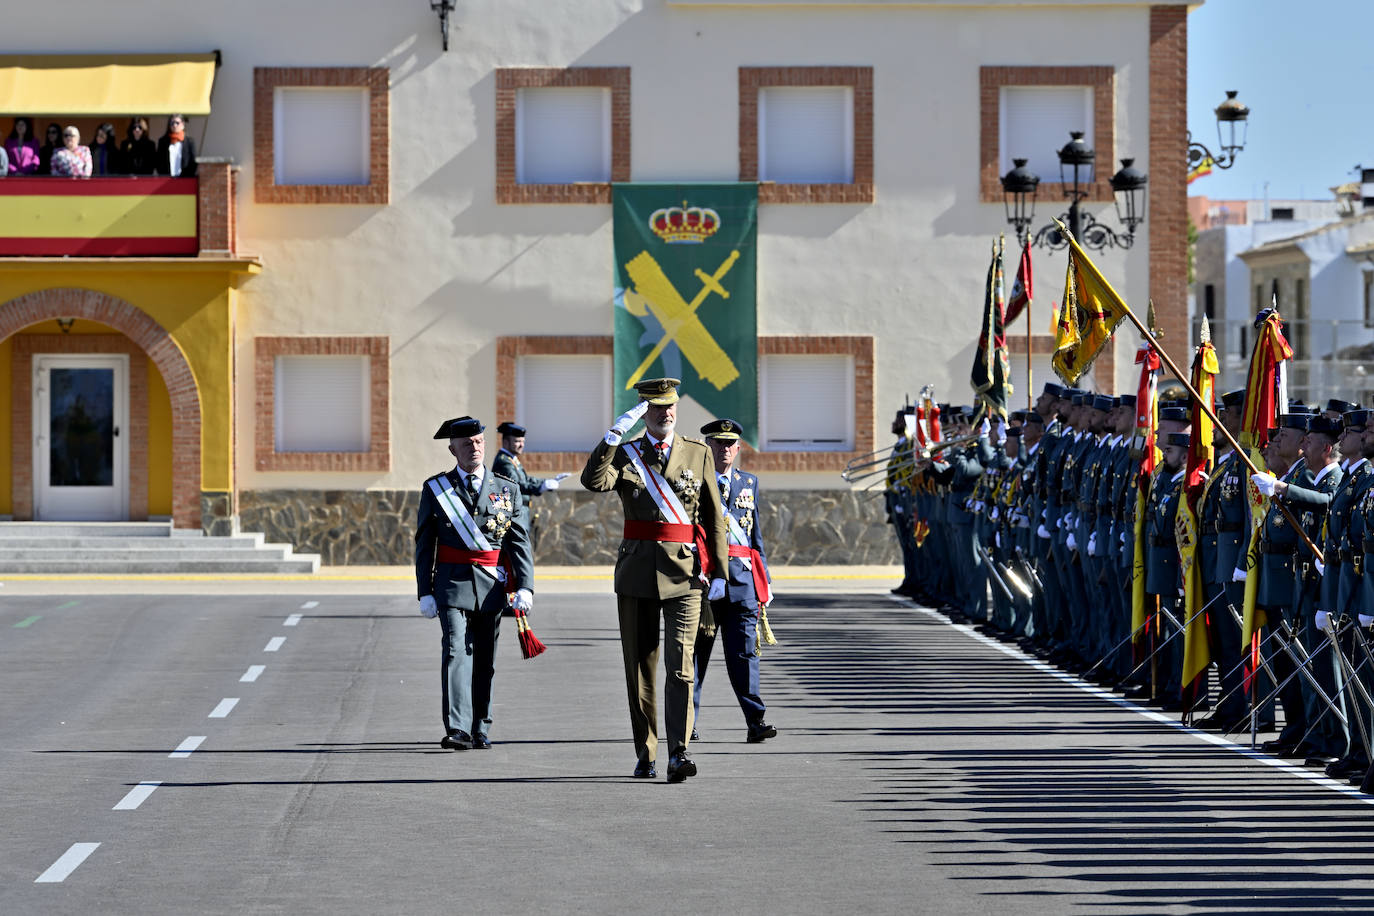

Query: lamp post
left=1188, top=90, right=1250, bottom=170
left=431, top=0, right=457, bottom=51
left=1000, top=131, right=1148, bottom=252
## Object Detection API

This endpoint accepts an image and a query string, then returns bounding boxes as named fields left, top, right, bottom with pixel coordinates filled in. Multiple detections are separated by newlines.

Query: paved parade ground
left=4, top=575, right=1374, bottom=914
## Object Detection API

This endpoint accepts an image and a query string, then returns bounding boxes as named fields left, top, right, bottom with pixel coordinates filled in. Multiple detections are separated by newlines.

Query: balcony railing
left=0, top=158, right=236, bottom=257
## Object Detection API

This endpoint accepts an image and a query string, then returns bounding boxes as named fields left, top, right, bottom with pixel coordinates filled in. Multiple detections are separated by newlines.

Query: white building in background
left=0, top=0, right=1194, bottom=563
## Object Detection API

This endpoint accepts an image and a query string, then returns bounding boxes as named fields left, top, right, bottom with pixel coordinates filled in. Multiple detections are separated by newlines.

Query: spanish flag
left=1178, top=321, right=1218, bottom=713
left=1130, top=342, right=1161, bottom=664
left=1050, top=223, right=1131, bottom=385
left=1187, top=156, right=1215, bottom=185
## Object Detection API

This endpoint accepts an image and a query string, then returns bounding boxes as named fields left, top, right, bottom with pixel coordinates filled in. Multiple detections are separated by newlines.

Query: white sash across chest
left=427, top=475, right=494, bottom=551
left=624, top=441, right=690, bottom=525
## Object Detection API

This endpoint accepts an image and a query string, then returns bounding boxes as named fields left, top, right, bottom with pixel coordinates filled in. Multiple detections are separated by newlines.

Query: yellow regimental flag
left=1051, top=226, right=1132, bottom=385
left=1131, top=483, right=1149, bottom=652
left=1179, top=337, right=1218, bottom=699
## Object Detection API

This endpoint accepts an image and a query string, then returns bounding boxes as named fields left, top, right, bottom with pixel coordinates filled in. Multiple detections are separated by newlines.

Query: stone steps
left=0, top=521, right=321, bottom=574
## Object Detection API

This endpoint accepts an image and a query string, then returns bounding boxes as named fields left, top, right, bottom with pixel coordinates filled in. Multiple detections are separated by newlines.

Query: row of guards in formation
left=857, top=228, right=1374, bottom=793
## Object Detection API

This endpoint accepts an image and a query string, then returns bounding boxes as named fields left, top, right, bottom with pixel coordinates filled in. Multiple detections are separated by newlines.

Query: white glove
left=554, top=472, right=571, bottom=481
left=1315, top=610, right=1332, bottom=633
left=510, top=588, right=534, bottom=612
left=1232, top=567, right=1247, bottom=582
left=708, top=578, right=727, bottom=601
left=540, top=478, right=560, bottom=492
left=1360, top=614, right=1374, bottom=629
left=1251, top=472, right=1277, bottom=497
left=1119, top=531, right=1127, bottom=546
left=1087, top=533, right=1098, bottom=557
left=1037, top=524, right=1052, bottom=540
left=996, top=424, right=1008, bottom=447
left=994, top=530, right=1002, bottom=548
left=1066, top=532, right=1078, bottom=552
left=418, top=595, right=438, bottom=618
left=979, top=418, right=991, bottom=438
left=1315, top=559, right=1326, bottom=576
left=990, top=507, right=1000, bottom=521
left=606, top=401, right=649, bottom=445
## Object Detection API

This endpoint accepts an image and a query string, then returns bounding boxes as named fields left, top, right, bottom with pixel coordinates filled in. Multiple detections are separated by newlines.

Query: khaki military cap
left=635, top=377, right=680, bottom=405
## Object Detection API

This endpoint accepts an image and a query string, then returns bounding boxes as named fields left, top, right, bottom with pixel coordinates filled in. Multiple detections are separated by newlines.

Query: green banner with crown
left=613, top=183, right=758, bottom=446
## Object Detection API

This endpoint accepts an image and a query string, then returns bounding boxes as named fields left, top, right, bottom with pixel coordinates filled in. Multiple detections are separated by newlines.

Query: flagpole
left=1067, top=235, right=1325, bottom=565
left=1025, top=247, right=1034, bottom=412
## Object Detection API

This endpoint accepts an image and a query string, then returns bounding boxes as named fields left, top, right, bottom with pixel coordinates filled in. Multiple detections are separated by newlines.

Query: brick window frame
left=254, top=336, right=390, bottom=472
left=253, top=67, right=390, bottom=205
left=979, top=65, right=1116, bottom=204
left=495, top=67, right=631, bottom=205
left=738, top=67, right=874, bottom=205
left=496, top=335, right=874, bottom=472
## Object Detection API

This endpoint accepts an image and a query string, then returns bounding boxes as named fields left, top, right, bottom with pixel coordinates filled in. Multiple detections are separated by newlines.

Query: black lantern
left=1000, top=158, right=1040, bottom=242
left=1109, top=158, right=1148, bottom=234
left=1189, top=90, right=1250, bottom=170
left=431, top=0, right=457, bottom=51
left=1057, top=131, right=1096, bottom=196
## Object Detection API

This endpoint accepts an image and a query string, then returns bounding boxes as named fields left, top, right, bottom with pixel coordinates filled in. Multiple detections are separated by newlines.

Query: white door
left=33, top=354, right=129, bottom=521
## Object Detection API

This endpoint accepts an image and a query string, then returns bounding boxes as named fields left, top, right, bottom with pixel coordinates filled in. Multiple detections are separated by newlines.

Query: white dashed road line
left=240, top=665, right=265, bottom=683
left=299, top=601, right=318, bottom=609
left=169, top=736, right=206, bottom=758
left=208, top=698, right=239, bottom=719
left=113, top=781, right=161, bottom=811
left=35, top=843, right=99, bottom=883
left=264, top=637, right=285, bottom=652
left=284, top=614, right=302, bottom=626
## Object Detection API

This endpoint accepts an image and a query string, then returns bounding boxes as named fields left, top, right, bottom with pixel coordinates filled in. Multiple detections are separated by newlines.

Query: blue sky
left=1188, top=0, right=1374, bottom=202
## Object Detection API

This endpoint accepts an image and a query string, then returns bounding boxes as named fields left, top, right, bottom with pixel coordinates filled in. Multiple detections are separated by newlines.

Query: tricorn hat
left=496, top=421, right=526, bottom=437
left=434, top=416, right=484, bottom=440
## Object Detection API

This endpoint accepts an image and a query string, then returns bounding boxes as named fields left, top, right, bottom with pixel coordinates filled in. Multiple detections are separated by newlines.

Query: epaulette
left=681, top=436, right=707, bottom=446
left=492, top=471, right=519, bottom=486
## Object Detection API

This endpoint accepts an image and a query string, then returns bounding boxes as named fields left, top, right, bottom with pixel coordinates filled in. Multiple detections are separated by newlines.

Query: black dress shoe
left=632, top=760, right=657, bottom=779
left=666, top=749, right=697, bottom=783
left=690, top=728, right=699, bottom=742
left=471, top=734, right=492, bottom=750
left=440, top=731, right=472, bottom=750
left=1260, top=738, right=1296, bottom=755
left=1326, top=757, right=1368, bottom=779
left=747, top=721, right=777, bottom=743
left=1123, top=684, right=1152, bottom=700
left=1305, top=754, right=1339, bottom=768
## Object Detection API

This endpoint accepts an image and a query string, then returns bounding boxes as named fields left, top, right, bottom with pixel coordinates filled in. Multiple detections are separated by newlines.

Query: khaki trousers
left=617, top=593, right=700, bottom=764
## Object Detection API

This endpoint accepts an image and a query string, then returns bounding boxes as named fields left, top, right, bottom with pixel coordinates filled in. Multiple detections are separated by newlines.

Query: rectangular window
left=1203, top=284, right=1215, bottom=320
left=274, top=355, right=370, bottom=452
left=1364, top=273, right=1374, bottom=329
left=758, top=86, right=853, bottom=184
left=516, top=87, right=611, bottom=184
left=273, top=87, right=370, bottom=186
left=515, top=354, right=611, bottom=451
left=999, top=86, right=1093, bottom=181
left=760, top=354, right=854, bottom=451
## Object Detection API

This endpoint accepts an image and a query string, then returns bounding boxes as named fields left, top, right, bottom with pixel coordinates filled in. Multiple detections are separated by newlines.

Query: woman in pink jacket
left=5, top=117, right=40, bottom=174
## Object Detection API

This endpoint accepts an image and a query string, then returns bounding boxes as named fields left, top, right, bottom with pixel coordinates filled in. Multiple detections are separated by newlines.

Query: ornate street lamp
left=1188, top=90, right=1250, bottom=170
left=1001, top=131, right=1146, bottom=251
left=431, top=0, right=457, bottom=51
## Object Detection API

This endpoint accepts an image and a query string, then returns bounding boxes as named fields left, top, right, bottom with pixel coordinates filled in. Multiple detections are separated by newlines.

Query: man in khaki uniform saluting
left=582, top=377, right=729, bottom=782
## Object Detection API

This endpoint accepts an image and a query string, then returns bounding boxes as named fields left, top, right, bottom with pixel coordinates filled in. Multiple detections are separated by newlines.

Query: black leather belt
left=1150, top=536, right=1172, bottom=547
left=1364, top=538, right=1374, bottom=553
left=1338, top=547, right=1354, bottom=563
left=1262, top=542, right=1296, bottom=555
left=1201, top=522, right=1217, bottom=534
left=1216, top=521, right=1242, bottom=532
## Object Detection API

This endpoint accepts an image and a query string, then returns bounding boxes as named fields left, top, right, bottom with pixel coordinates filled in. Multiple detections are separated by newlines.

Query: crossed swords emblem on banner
left=622, top=248, right=742, bottom=392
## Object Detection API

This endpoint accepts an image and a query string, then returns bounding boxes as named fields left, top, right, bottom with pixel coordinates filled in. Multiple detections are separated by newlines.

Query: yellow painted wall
left=147, top=359, right=172, bottom=515
left=0, top=337, right=10, bottom=515
left=0, top=267, right=244, bottom=499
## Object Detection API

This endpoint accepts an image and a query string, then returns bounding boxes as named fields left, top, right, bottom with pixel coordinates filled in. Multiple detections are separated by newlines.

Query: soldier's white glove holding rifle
left=540, top=473, right=572, bottom=493
left=605, top=401, right=649, bottom=446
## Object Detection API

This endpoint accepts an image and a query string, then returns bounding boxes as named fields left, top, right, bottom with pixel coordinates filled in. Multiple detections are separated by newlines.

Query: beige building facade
left=0, top=0, right=1193, bottom=564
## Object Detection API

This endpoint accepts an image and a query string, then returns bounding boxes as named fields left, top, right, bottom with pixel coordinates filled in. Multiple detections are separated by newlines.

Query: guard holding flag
left=692, top=418, right=777, bottom=744
left=582, top=378, right=729, bottom=782
left=415, top=417, right=535, bottom=750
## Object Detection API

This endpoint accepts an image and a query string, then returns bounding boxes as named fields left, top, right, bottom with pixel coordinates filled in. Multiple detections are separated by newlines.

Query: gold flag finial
left=1199, top=314, right=1212, bottom=345
left=1146, top=298, right=1163, bottom=340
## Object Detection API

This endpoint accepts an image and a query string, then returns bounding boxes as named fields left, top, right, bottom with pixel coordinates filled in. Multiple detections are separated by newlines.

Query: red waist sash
left=437, top=545, right=501, bottom=566
left=725, top=544, right=772, bottom=606
left=623, top=521, right=695, bottom=542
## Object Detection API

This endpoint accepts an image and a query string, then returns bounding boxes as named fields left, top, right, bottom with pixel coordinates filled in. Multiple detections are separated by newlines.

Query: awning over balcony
left=0, top=53, right=218, bottom=116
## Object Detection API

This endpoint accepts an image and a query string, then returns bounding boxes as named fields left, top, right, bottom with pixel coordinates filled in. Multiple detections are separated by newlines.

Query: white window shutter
left=760, top=354, right=854, bottom=450
left=274, top=355, right=370, bottom=452
left=515, top=355, right=612, bottom=451
left=516, top=87, right=611, bottom=184
left=759, top=86, right=853, bottom=184
left=999, top=86, right=1094, bottom=181
left=273, top=87, right=370, bottom=186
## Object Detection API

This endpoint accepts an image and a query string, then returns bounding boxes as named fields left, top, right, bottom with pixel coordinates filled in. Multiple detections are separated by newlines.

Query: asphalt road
left=4, top=587, right=1374, bottom=914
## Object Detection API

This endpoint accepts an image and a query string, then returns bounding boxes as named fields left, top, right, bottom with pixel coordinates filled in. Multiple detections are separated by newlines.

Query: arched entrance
left=0, top=288, right=202, bottom=528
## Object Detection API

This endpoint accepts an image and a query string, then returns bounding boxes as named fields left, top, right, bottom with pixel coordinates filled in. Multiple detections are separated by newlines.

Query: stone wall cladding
left=237, top=488, right=899, bottom=567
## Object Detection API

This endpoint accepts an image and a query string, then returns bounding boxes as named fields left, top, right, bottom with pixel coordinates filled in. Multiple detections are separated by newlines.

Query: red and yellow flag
left=1178, top=323, right=1218, bottom=710
left=1051, top=226, right=1131, bottom=385
left=1130, top=343, right=1161, bottom=659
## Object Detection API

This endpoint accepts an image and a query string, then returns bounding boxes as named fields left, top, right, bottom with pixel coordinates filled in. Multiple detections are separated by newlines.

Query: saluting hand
left=606, top=401, right=649, bottom=445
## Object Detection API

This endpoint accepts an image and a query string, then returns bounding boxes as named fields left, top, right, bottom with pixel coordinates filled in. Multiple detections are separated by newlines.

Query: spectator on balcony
left=119, top=117, right=156, bottom=175
left=37, top=122, right=61, bottom=175
left=50, top=126, right=92, bottom=178
left=156, top=114, right=197, bottom=178
left=5, top=117, right=40, bottom=175
left=90, top=123, right=119, bottom=176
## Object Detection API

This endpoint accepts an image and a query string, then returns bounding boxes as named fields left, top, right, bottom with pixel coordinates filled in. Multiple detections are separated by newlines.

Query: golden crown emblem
left=649, top=204, right=720, bottom=244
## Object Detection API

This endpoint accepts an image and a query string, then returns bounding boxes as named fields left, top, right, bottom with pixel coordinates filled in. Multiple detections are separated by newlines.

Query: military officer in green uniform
left=492, top=421, right=571, bottom=510
left=581, top=378, right=729, bottom=783
left=415, top=416, right=535, bottom=750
